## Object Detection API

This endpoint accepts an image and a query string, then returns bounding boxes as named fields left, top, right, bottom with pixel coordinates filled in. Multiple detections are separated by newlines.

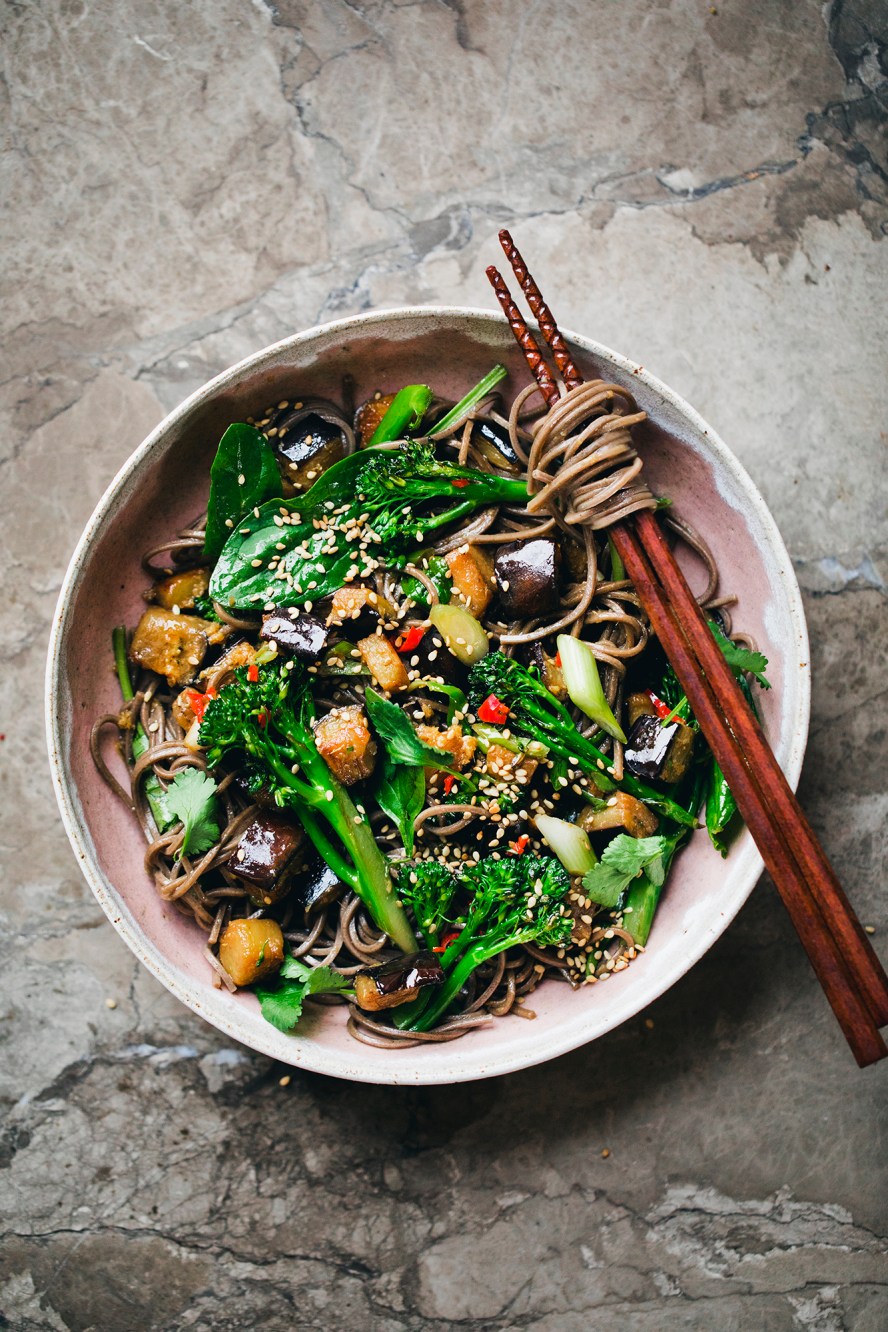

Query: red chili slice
left=443, top=775, right=457, bottom=796
left=451, top=478, right=470, bottom=488
left=645, top=689, right=673, bottom=720
left=247, top=663, right=259, bottom=682
left=396, top=625, right=426, bottom=654
left=477, top=693, right=510, bottom=724
left=186, top=687, right=217, bottom=722
left=510, top=834, right=530, bottom=855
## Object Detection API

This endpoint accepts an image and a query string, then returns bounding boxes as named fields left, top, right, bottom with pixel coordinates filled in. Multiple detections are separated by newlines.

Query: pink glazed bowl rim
left=45, top=306, right=810, bottom=1085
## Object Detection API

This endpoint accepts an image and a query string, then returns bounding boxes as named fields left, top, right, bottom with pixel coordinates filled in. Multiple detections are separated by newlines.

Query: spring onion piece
left=472, top=723, right=548, bottom=760
left=430, top=602, right=489, bottom=666
left=534, top=815, right=597, bottom=875
left=429, top=364, right=508, bottom=438
left=556, top=633, right=627, bottom=743
left=368, top=384, right=433, bottom=446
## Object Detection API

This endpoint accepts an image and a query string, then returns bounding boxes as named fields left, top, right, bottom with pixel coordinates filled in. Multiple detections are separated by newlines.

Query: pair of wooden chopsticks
left=487, top=230, right=888, bottom=1067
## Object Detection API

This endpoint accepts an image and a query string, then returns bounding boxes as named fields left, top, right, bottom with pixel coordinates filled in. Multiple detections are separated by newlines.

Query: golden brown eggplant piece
left=577, top=792, right=659, bottom=839
left=314, top=705, right=377, bottom=785
left=353, top=951, right=444, bottom=1011
left=218, top=918, right=285, bottom=987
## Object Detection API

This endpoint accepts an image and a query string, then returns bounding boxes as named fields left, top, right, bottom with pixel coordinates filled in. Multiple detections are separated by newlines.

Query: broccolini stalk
left=399, top=856, right=572, bottom=1032
left=199, top=661, right=417, bottom=953
left=369, top=384, right=433, bottom=445
left=112, top=626, right=174, bottom=832
left=467, top=654, right=697, bottom=826
left=428, top=364, right=508, bottom=438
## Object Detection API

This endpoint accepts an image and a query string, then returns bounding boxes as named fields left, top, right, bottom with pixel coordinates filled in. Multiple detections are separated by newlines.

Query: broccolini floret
left=199, top=661, right=417, bottom=953
left=399, top=854, right=572, bottom=1032
left=467, top=653, right=696, bottom=827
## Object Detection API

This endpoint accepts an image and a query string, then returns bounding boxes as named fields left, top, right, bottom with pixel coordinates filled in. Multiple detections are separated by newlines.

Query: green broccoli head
left=399, top=861, right=459, bottom=945
left=461, top=854, right=571, bottom=948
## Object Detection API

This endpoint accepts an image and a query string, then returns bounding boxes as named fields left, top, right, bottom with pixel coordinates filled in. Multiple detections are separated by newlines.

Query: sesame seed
left=238, top=474, right=246, bottom=485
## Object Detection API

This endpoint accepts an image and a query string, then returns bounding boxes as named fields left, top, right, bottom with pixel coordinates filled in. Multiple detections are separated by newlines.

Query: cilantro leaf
left=165, top=767, right=220, bottom=858
left=256, top=959, right=353, bottom=1033
left=708, top=621, right=771, bottom=689
left=582, top=834, right=673, bottom=908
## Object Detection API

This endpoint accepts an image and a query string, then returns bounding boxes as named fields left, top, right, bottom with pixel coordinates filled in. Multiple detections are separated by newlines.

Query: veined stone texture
left=1, top=1, right=886, bottom=1328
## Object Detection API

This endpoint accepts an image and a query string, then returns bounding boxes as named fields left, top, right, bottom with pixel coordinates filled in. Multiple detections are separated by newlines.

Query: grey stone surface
left=1, top=0, right=887, bottom=1327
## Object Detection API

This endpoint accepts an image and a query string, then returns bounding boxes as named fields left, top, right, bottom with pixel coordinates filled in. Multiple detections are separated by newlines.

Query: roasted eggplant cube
left=218, top=918, right=285, bottom=987
left=494, top=538, right=561, bottom=619
left=358, top=634, right=409, bottom=692
left=227, top=810, right=305, bottom=906
left=446, top=546, right=494, bottom=617
left=291, top=852, right=344, bottom=914
left=624, top=715, right=694, bottom=784
left=578, top=793, right=659, bottom=839
left=355, top=391, right=396, bottom=447
left=326, top=585, right=394, bottom=638
left=261, top=610, right=329, bottom=661
left=626, top=691, right=656, bottom=727
left=152, top=566, right=210, bottom=611
left=353, top=950, right=445, bottom=1012
left=314, top=704, right=377, bottom=785
left=129, top=607, right=214, bottom=687
left=471, top=418, right=521, bottom=470
left=276, top=410, right=349, bottom=493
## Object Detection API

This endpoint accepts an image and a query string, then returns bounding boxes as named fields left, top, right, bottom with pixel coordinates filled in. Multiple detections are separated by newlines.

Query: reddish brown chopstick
left=487, top=247, right=888, bottom=1065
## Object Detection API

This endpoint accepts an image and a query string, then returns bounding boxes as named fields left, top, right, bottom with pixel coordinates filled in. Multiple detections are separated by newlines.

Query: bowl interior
left=47, top=309, right=809, bottom=1084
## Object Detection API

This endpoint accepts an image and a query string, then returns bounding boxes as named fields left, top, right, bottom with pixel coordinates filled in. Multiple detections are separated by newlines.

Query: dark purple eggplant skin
left=408, top=626, right=467, bottom=687
left=261, top=609, right=329, bottom=661
left=290, top=852, right=344, bottom=914
left=623, top=714, right=679, bottom=782
left=471, top=418, right=521, bottom=469
left=494, top=538, right=561, bottom=618
left=228, top=810, right=304, bottom=903
left=354, top=950, right=445, bottom=1010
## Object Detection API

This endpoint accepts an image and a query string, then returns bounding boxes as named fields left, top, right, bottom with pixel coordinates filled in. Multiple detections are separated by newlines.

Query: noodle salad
left=92, top=366, right=770, bottom=1048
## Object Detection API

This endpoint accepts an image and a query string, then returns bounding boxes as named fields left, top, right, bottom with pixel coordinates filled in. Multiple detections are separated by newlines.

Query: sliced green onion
left=556, top=634, right=626, bottom=743
left=534, top=815, right=597, bottom=875
left=471, top=723, right=548, bottom=760
left=253, top=639, right=279, bottom=666
left=429, top=364, right=508, bottom=438
left=368, top=384, right=433, bottom=446
left=429, top=602, right=489, bottom=666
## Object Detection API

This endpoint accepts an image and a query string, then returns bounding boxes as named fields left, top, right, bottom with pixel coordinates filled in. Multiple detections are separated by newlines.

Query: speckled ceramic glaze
left=45, top=308, right=809, bottom=1085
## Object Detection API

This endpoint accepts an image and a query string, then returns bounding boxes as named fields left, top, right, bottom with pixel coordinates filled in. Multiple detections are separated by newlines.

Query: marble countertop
left=2, top=1, right=886, bottom=1327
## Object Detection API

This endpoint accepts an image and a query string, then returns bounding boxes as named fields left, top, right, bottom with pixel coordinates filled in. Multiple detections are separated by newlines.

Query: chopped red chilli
left=451, top=478, right=470, bottom=489
left=396, top=625, right=426, bottom=654
left=247, top=663, right=259, bottom=683
left=186, top=687, right=217, bottom=721
left=645, top=689, right=673, bottom=720
left=477, top=693, right=510, bottom=724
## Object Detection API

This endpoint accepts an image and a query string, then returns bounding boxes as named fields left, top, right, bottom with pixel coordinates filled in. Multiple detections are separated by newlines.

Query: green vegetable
left=209, top=441, right=528, bottom=611
left=582, top=834, right=676, bottom=909
left=369, top=384, right=433, bottom=445
left=165, top=767, right=220, bottom=858
left=708, top=621, right=771, bottom=690
left=608, top=536, right=626, bottom=582
left=535, top=814, right=597, bottom=875
left=407, top=679, right=467, bottom=726
left=364, top=688, right=454, bottom=769
left=375, top=755, right=425, bottom=857
left=705, top=760, right=737, bottom=857
left=204, top=423, right=281, bottom=563
left=556, top=634, right=626, bottom=743
left=400, top=555, right=452, bottom=612
left=428, top=364, right=508, bottom=438
left=199, top=661, right=417, bottom=953
left=399, top=856, right=572, bottom=1031
left=256, top=955, right=353, bottom=1033
left=112, top=626, right=175, bottom=832
left=621, top=831, right=689, bottom=947
left=467, top=653, right=696, bottom=826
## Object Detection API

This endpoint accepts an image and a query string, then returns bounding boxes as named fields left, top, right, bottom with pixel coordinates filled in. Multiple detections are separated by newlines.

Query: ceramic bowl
left=46, top=308, right=809, bottom=1085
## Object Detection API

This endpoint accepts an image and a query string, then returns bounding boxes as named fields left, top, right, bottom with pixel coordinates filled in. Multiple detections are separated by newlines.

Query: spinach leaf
left=364, top=689, right=451, bottom=768
left=204, top=423, right=281, bottom=562
left=375, top=755, right=425, bottom=856
left=400, top=556, right=452, bottom=612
